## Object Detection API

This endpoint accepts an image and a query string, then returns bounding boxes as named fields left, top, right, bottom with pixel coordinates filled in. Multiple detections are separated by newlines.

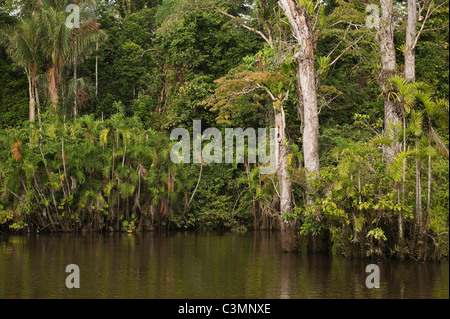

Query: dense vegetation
left=0, top=0, right=448, bottom=261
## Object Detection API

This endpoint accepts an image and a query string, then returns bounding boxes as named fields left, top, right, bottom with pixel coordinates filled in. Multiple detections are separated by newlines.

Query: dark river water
left=0, top=231, right=448, bottom=299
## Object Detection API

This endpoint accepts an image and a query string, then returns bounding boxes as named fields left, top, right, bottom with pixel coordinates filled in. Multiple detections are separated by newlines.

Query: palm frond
left=431, top=127, right=449, bottom=159
left=409, top=110, right=423, bottom=137
left=389, top=150, right=413, bottom=183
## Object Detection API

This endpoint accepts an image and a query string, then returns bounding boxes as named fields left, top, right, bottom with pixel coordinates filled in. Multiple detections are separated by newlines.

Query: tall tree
left=71, top=21, right=105, bottom=117
left=39, top=3, right=73, bottom=111
left=278, top=0, right=320, bottom=202
left=278, top=0, right=324, bottom=252
left=2, top=13, right=42, bottom=124
left=405, top=0, right=417, bottom=83
left=376, top=0, right=402, bottom=165
left=416, top=91, right=449, bottom=260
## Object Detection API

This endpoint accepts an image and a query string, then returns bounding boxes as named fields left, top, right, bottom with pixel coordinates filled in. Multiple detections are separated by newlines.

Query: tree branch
left=215, top=6, right=273, bottom=47
left=256, top=83, right=277, bottom=101
left=328, top=35, right=364, bottom=68
left=414, top=0, right=449, bottom=47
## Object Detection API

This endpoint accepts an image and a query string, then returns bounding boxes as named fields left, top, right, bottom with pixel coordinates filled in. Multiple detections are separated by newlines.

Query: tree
left=71, top=20, right=106, bottom=117
left=404, top=0, right=449, bottom=83
left=390, top=75, right=449, bottom=259
left=278, top=0, right=320, bottom=206
left=34, top=0, right=104, bottom=114
left=38, top=3, right=72, bottom=111
left=202, top=67, right=296, bottom=248
left=2, top=13, right=42, bottom=124
left=376, top=0, right=402, bottom=165
left=416, top=91, right=449, bottom=260
left=405, top=0, right=417, bottom=82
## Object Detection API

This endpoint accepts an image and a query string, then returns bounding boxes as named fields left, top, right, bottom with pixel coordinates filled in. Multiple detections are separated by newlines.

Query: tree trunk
left=376, top=0, right=401, bottom=164
left=275, top=104, right=296, bottom=252
left=423, top=128, right=432, bottom=261
left=426, top=127, right=432, bottom=220
left=404, top=0, right=417, bottom=83
left=279, top=0, right=327, bottom=252
left=47, top=67, right=59, bottom=112
left=415, top=137, right=423, bottom=259
left=73, top=45, right=78, bottom=118
left=401, top=113, right=407, bottom=232
left=34, top=77, right=42, bottom=129
left=275, top=109, right=292, bottom=216
left=278, top=0, right=320, bottom=198
left=397, top=183, right=405, bottom=260
left=95, top=39, right=99, bottom=96
left=26, top=71, right=35, bottom=123
left=280, top=218, right=299, bottom=252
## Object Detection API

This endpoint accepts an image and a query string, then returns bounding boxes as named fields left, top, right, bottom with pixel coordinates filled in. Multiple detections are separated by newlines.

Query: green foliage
left=0, top=0, right=448, bottom=261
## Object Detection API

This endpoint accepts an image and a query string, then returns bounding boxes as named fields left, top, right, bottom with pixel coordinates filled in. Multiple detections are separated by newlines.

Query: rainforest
left=0, top=0, right=448, bottom=263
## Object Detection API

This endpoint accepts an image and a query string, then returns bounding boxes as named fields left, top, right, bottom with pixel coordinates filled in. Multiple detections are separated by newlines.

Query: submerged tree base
left=280, top=219, right=300, bottom=252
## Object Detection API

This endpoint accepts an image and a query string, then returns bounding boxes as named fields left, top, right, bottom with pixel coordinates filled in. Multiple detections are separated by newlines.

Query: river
left=0, top=231, right=448, bottom=299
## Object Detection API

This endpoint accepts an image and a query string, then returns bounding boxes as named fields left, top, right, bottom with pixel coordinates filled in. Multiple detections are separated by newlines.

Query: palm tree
left=409, top=109, right=424, bottom=248
left=2, top=13, right=42, bottom=124
left=416, top=91, right=449, bottom=260
left=39, top=3, right=72, bottom=111
left=38, top=0, right=104, bottom=114
left=390, top=75, right=449, bottom=260
left=71, top=20, right=106, bottom=117
left=389, top=75, right=425, bottom=259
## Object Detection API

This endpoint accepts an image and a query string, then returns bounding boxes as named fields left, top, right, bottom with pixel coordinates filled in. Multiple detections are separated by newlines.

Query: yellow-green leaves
left=47, top=124, right=57, bottom=139
left=367, top=228, right=387, bottom=242
left=99, top=128, right=110, bottom=146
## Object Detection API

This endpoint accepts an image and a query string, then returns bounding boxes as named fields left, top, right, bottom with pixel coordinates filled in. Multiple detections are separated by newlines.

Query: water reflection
left=0, top=232, right=448, bottom=299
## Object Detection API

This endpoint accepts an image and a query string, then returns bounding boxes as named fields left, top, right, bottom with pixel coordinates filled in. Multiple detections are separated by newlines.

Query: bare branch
left=256, top=83, right=277, bottom=101
left=328, top=36, right=364, bottom=68
left=326, top=41, right=343, bottom=60
left=215, top=6, right=273, bottom=47
left=136, top=48, right=155, bottom=58
left=187, top=155, right=204, bottom=209
left=267, top=175, right=281, bottom=198
left=414, top=0, right=449, bottom=47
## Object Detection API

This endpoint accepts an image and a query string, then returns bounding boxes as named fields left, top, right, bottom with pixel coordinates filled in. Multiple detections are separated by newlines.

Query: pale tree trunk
left=263, top=87, right=295, bottom=251
left=397, top=183, right=405, bottom=260
left=73, top=45, right=78, bottom=118
left=34, top=77, right=42, bottom=129
left=279, top=0, right=327, bottom=252
left=95, top=39, right=99, bottom=96
left=376, top=0, right=401, bottom=164
left=415, top=137, right=423, bottom=258
left=275, top=107, right=292, bottom=216
left=377, top=0, right=405, bottom=259
left=423, top=127, right=432, bottom=261
left=404, top=0, right=417, bottom=83
left=415, top=167, right=424, bottom=259
left=400, top=112, right=406, bottom=258
left=275, top=104, right=296, bottom=252
left=26, top=71, right=36, bottom=123
left=278, top=0, right=320, bottom=199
